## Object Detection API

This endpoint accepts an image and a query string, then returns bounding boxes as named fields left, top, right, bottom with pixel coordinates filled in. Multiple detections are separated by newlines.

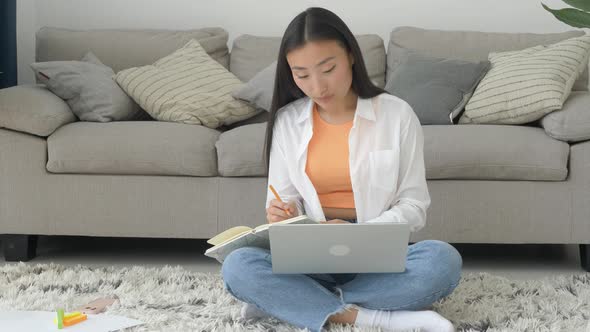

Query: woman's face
left=286, top=39, right=355, bottom=107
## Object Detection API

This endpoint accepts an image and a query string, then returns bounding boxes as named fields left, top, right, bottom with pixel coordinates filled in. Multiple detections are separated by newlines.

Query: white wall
left=16, top=0, right=36, bottom=85
left=17, top=0, right=584, bottom=84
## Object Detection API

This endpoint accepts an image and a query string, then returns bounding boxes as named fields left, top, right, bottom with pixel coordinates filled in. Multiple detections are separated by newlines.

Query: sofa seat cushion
left=424, top=125, right=569, bottom=181
left=47, top=122, right=220, bottom=176
left=215, top=122, right=569, bottom=181
left=216, top=123, right=266, bottom=177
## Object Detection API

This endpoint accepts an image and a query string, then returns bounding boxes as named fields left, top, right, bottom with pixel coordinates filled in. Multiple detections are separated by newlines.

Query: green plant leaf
left=542, top=3, right=590, bottom=28
left=562, top=0, right=590, bottom=12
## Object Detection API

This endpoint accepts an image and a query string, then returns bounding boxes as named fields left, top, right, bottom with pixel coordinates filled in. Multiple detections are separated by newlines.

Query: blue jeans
left=221, top=219, right=462, bottom=332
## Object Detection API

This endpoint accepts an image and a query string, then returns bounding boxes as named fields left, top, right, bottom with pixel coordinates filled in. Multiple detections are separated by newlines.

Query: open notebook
left=205, top=215, right=318, bottom=263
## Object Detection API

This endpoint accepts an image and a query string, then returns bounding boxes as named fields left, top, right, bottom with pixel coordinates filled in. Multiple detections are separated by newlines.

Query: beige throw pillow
left=460, top=35, right=590, bottom=124
left=115, top=39, right=258, bottom=128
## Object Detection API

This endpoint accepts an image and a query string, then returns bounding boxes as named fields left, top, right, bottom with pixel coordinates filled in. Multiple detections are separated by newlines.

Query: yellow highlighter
left=63, top=313, right=87, bottom=327
left=54, top=311, right=82, bottom=323
left=54, top=311, right=87, bottom=327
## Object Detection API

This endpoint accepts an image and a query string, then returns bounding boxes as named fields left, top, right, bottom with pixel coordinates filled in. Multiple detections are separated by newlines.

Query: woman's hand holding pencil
left=267, top=185, right=297, bottom=224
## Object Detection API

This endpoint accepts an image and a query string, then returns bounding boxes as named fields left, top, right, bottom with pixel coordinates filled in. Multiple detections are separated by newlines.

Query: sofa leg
left=3, top=235, right=38, bottom=262
left=580, top=244, right=590, bottom=272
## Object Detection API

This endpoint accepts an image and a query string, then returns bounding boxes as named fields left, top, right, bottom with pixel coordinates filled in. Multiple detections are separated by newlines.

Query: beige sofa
left=1, top=26, right=589, bottom=271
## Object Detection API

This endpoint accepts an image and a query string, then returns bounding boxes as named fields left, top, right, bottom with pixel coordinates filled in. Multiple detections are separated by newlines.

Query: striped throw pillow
left=115, top=39, right=259, bottom=128
left=460, top=35, right=590, bottom=124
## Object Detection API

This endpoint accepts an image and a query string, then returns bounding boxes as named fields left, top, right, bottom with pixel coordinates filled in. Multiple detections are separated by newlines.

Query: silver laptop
left=269, top=222, right=410, bottom=274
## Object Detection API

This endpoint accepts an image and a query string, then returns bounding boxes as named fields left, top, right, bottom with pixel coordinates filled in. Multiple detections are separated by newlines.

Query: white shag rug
left=1, top=263, right=590, bottom=332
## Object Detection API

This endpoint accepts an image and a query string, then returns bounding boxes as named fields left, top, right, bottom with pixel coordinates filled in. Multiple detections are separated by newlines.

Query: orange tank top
left=305, top=104, right=355, bottom=208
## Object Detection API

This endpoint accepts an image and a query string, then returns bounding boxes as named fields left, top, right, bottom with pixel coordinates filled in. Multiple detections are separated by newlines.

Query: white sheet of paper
left=0, top=310, right=144, bottom=332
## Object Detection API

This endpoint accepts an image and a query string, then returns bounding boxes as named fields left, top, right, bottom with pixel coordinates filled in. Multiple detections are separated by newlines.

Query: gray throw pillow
left=385, top=52, right=490, bottom=125
left=80, top=52, right=104, bottom=66
left=231, top=61, right=276, bottom=112
left=541, top=92, right=590, bottom=143
left=30, top=52, right=144, bottom=122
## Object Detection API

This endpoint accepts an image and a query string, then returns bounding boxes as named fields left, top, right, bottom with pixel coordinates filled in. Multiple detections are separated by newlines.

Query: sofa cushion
left=460, top=35, right=590, bottom=125
left=216, top=122, right=267, bottom=176
left=115, top=39, right=259, bottom=129
left=541, top=91, right=590, bottom=143
left=424, top=125, right=569, bottom=181
left=36, top=27, right=230, bottom=71
left=31, top=52, right=144, bottom=122
left=47, top=122, right=220, bottom=176
left=231, top=60, right=276, bottom=112
left=387, top=26, right=587, bottom=91
left=215, top=121, right=568, bottom=181
left=230, top=34, right=386, bottom=88
left=384, top=52, right=490, bottom=125
left=0, top=84, right=76, bottom=137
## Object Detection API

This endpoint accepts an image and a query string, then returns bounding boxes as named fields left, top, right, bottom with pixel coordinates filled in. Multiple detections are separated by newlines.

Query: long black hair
left=264, top=7, right=385, bottom=173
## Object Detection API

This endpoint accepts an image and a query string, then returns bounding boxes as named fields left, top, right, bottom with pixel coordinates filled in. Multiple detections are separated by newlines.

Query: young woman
left=222, top=7, right=462, bottom=332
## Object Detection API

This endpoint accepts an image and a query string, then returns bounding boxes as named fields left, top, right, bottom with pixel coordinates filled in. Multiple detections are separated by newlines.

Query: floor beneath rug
left=0, top=236, right=585, bottom=279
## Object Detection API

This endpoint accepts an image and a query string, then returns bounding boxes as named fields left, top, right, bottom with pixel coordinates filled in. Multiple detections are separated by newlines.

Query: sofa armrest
left=0, top=84, right=76, bottom=137
left=570, top=139, right=590, bottom=243
left=541, top=92, right=590, bottom=143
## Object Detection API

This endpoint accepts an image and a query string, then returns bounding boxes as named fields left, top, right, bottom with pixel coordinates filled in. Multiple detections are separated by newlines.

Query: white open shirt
left=265, top=93, right=431, bottom=232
